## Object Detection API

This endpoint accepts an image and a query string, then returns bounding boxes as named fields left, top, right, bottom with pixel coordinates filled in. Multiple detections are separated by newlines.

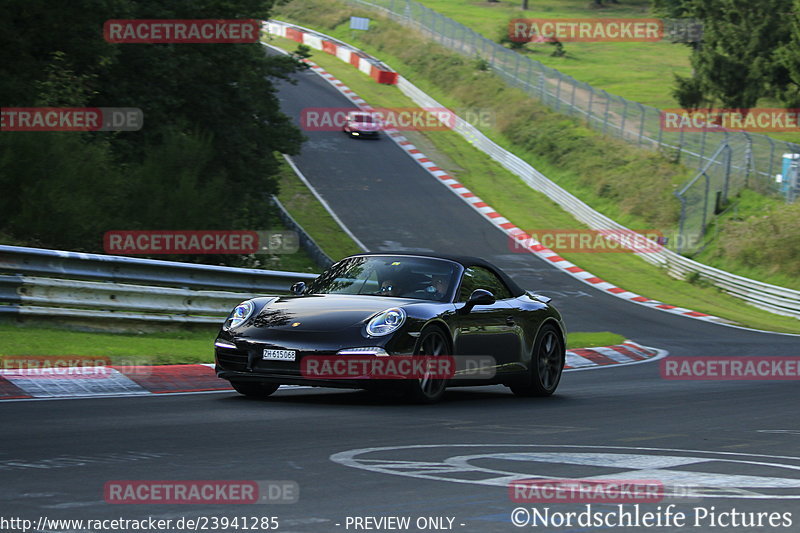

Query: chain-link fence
left=349, top=0, right=800, bottom=207
left=673, top=143, right=733, bottom=253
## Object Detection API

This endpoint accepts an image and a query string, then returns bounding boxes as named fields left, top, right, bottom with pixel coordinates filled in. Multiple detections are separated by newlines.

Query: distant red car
left=343, top=110, right=381, bottom=138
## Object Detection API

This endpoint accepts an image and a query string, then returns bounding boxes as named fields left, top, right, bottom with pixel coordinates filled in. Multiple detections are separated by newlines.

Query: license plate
left=262, top=349, right=296, bottom=361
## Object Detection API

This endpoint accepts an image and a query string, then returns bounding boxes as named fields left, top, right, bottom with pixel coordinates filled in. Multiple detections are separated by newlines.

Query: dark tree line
left=0, top=0, right=304, bottom=263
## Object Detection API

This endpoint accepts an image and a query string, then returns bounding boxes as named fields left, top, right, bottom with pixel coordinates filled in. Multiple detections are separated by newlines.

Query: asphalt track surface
left=2, top=55, right=800, bottom=533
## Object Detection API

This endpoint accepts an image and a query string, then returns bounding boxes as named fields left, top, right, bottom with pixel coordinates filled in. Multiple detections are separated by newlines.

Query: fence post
left=675, top=190, right=688, bottom=254
left=538, top=63, right=547, bottom=101
left=722, top=143, right=732, bottom=202
left=569, top=79, right=577, bottom=116
left=619, top=97, right=628, bottom=140
left=525, top=60, right=533, bottom=92
left=555, top=74, right=563, bottom=111
left=741, top=133, right=752, bottom=193
left=765, top=138, right=777, bottom=190
left=697, top=130, right=706, bottom=170
left=636, top=102, right=645, bottom=146
left=587, top=86, right=594, bottom=126
left=601, top=90, right=610, bottom=135
left=701, top=170, right=710, bottom=242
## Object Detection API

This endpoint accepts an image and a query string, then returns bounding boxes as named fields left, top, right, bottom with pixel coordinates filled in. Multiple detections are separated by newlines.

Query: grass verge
left=0, top=323, right=217, bottom=364
left=410, top=0, right=798, bottom=144
left=276, top=156, right=364, bottom=261
left=274, top=0, right=800, bottom=300
left=566, top=331, right=626, bottom=349
left=266, top=33, right=800, bottom=333
left=0, top=323, right=620, bottom=360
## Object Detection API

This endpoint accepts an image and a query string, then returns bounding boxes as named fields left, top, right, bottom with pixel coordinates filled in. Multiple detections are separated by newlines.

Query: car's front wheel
left=230, top=381, right=280, bottom=399
left=510, top=323, right=564, bottom=397
left=405, top=327, right=450, bottom=404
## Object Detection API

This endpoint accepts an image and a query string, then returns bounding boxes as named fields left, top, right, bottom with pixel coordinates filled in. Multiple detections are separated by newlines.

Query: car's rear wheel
left=231, top=381, right=280, bottom=399
left=509, top=323, right=564, bottom=397
left=405, top=327, right=450, bottom=404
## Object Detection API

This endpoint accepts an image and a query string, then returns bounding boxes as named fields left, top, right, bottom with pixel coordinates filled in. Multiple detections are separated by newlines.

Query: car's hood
left=248, top=294, right=410, bottom=333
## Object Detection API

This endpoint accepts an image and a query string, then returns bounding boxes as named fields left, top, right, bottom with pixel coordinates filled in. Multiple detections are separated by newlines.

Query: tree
left=652, top=0, right=692, bottom=18
left=669, top=0, right=794, bottom=110
left=774, top=0, right=800, bottom=107
left=0, top=0, right=306, bottom=261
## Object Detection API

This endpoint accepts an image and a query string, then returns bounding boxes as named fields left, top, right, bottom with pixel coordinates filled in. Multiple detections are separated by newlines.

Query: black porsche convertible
left=214, top=253, right=566, bottom=402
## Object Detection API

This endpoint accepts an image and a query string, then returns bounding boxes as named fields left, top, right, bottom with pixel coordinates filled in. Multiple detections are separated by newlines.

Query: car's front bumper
left=215, top=368, right=409, bottom=390
left=214, top=326, right=421, bottom=387
left=345, top=128, right=380, bottom=137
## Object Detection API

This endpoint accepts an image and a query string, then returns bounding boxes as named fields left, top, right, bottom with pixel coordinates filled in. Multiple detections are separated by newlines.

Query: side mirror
left=529, top=292, right=552, bottom=304
left=460, top=289, right=495, bottom=313
left=290, top=281, right=306, bottom=295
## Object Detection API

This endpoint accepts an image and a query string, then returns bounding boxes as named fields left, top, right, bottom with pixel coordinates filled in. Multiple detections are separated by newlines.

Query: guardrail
left=265, top=19, right=800, bottom=321
left=271, top=195, right=334, bottom=269
left=395, top=76, right=800, bottom=319
left=263, top=20, right=398, bottom=84
left=348, top=0, right=800, bottom=204
left=0, top=245, right=318, bottom=324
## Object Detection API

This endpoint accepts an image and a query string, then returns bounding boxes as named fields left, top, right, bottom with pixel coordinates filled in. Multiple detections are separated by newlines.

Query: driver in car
left=379, top=279, right=403, bottom=297
left=428, top=274, right=450, bottom=301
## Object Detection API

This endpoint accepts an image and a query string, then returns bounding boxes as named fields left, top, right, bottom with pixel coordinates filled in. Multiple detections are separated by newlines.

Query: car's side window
left=457, top=266, right=513, bottom=302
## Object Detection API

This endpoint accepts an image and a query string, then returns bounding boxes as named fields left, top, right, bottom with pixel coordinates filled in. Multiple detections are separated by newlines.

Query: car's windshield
left=307, top=256, right=460, bottom=301
left=352, top=114, right=374, bottom=123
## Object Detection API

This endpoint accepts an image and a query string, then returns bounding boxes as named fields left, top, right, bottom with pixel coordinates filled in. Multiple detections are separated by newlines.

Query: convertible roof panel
left=350, top=252, right=526, bottom=297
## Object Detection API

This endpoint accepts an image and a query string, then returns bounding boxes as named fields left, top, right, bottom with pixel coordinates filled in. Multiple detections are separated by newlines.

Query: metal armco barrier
left=271, top=195, right=334, bottom=269
left=395, top=76, right=800, bottom=319
left=347, top=0, right=799, bottom=203
left=264, top=20, right=398, bottom=84
left=0, top=246, right=318, bottom=323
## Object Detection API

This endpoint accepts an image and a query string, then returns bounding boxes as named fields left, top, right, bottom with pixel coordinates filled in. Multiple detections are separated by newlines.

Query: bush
left=715, top=202, right=800, bottom=278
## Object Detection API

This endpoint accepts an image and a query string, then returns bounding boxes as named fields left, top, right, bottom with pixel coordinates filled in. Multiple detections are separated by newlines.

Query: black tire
left=404, top=326, right=450, bottom=404
left=230, top=381, right=280, bottom=399
left=509, top=323, right=564, bottom=397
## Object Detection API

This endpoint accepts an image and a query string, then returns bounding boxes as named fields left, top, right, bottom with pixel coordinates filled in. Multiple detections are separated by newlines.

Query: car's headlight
left=366, top=307, right=406, bottom=337
left=223, top=300, right=255, bottom=330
